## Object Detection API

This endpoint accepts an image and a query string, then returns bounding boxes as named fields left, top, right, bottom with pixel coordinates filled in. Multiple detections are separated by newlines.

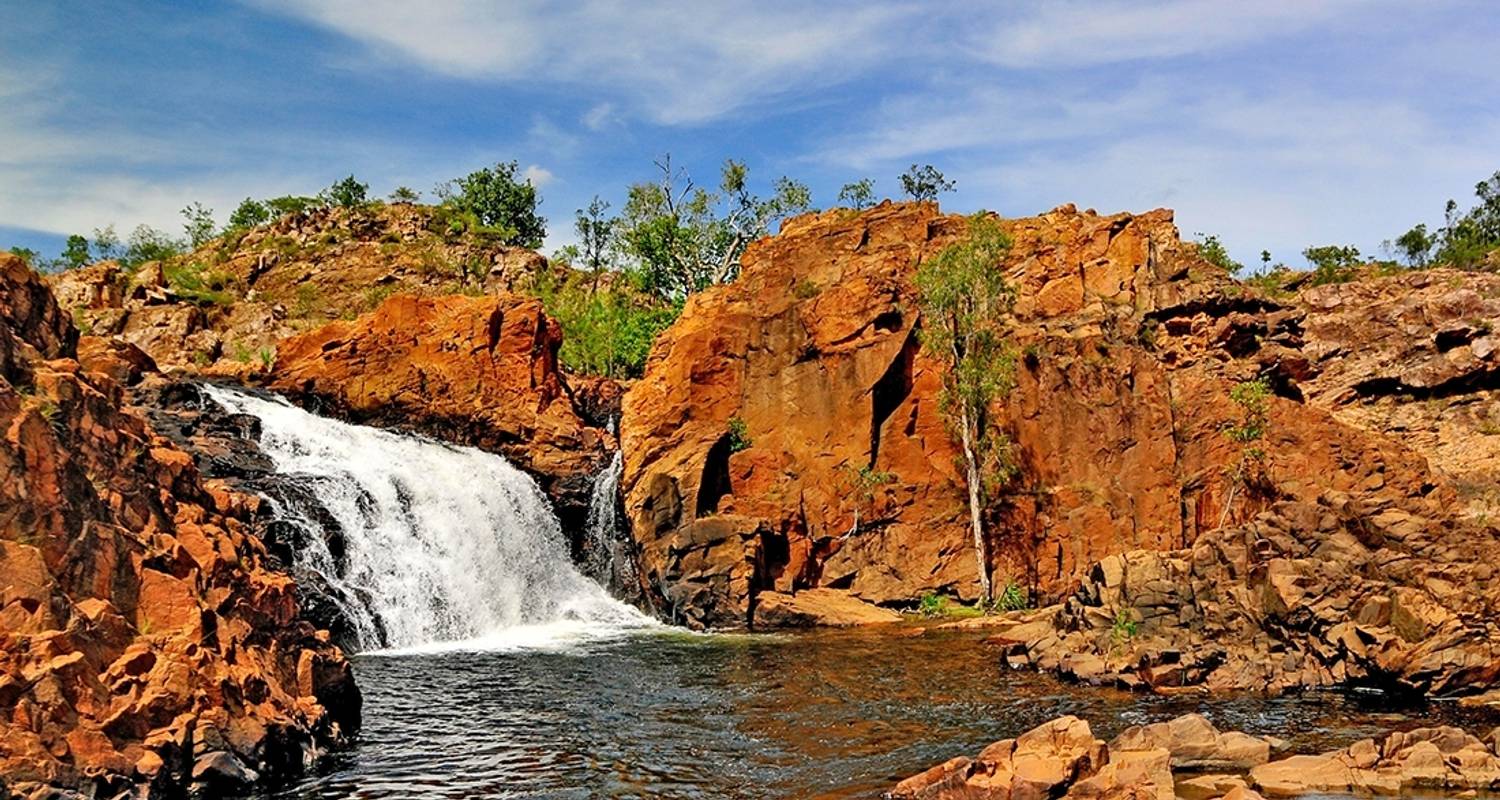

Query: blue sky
left=3, top=1, right=1497, bottom=269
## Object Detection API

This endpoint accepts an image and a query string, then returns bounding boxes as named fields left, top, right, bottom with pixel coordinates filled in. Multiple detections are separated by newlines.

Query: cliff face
left=0, top=254, right=358, bottom=797
left=617, top=201, right=1483, bottom=635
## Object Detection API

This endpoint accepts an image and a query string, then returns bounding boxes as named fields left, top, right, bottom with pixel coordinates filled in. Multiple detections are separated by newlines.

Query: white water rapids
left=205, top=386, right=656, bottom=654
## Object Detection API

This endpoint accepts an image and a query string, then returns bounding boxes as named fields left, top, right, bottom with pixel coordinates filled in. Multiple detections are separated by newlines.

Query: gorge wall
left=617, top=201, right=1491, bottom=635
left=0, top=254, right=358, bottom=797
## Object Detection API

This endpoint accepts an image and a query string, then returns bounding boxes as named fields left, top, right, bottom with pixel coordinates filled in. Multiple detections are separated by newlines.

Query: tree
left=121, top=225, right=182, bottom=268
left=435, top=161, right=546, bottom=248
left=838, top=178, right=876, bottom=210
left=900, top=164, right=955, bottom=202
left=1194, top=233, right=1242, bottom=274
left=228, top=198, right=271, bottom=230
left=1303, top=244, right=1361, bottom=285
left=1396, top=224, right=1434, bottom=267
left=617, top=155, right=809, bottom=297
left=62, top=235, right=91, bottom=268
left=91, top=226, right=122, bottom=262
left=6, top=247, right=38, bottom=267
left=389, top=186, right=420, bottom=204
left=322, top=175, right=370, bottom=209
left=575, top=196, right=614, bottom=291
left=914, top=212, right=1018, bottom=604
left=181, top=202, right=216, bottom=248
left=264, top=195, right=320, bottom=217
left=1260, top=250, right=1271, bottom=271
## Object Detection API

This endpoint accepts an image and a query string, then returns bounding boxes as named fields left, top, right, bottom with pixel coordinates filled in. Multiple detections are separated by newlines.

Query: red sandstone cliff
left=0, top=253, right=358, bottom=797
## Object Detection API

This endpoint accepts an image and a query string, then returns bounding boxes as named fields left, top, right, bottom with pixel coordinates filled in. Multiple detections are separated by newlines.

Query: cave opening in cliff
left=695, top=435, right=735, bottom=517
left=869, top=332, right=917, bottom=464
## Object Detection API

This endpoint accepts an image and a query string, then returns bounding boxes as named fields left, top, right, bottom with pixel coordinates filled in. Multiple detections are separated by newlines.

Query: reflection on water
left=262, top=627, right=1499, bottom=800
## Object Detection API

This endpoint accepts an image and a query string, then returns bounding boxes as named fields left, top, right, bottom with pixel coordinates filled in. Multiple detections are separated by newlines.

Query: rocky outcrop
left=891, top=713, right=1500, bottom=800
left=618, top=201, right=1468, bottom=633
left=48, top=203, right=553, bottom=375
left=0, top=254, right=358, bottom=797
left=267, top=292, right=614, bottom=535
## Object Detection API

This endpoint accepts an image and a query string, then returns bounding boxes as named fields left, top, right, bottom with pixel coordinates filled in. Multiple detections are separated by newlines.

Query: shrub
left=838, top=179, right=876, bottom=210
left=899, top=164, right=955, bottom=202
left=389, top=186, right=420, bottom=203
left=530, top=270, right=680, bottom=378
left=163, top=261, right=233, bottom=305
left=1110, top=607, right=1139, bottom=645
left=996, top=580, right=1028, bottom=612
left=435, top=161, right=545, bottom=248
left=1303, top=244, right=1361, bottom=285
left=322, top=175, right=370, bottom=209
left=726, top=416, right=751, bottom=452
left=228, top=198, right=271, bottom=230
left=1194, top=233, right=1242, bottom=274
left=918, top=592, right=948, bottom=618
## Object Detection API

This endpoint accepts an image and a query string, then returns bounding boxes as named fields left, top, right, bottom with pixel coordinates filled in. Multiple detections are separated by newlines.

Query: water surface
left=265, top=626, right=1498, bottom=800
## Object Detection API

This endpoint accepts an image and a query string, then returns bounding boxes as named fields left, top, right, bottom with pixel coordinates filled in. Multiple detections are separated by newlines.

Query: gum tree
left=915, top=212, right=1018, bottom=603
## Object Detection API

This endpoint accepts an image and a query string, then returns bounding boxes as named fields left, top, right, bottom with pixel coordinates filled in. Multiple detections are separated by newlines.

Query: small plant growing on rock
left=837, top=463, right=896, bottom=538
left=918, top=592, right=948, bottom=618
left=257, top=347, right=275, bottom=371
left=996, top=580, right=1028, bottom=612
left=1219, top=377, right=1272, bottom=528
left=726, top=416, right=751, bottom=453
left=793, top=278, right=821, bottom=300
left=899, top=164, right=955, bottom=202
left=1194, top=233, right=1242, bottom=275
left=1304, top=244, right=1361, bottom=285
left=1109, top=607, right=1139, bottom=648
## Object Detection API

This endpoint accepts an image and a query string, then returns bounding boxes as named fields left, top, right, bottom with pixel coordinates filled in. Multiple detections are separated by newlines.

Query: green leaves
left=435, top=161, right=546, bottom=249
left=916, top=212, right=1019, bottom=497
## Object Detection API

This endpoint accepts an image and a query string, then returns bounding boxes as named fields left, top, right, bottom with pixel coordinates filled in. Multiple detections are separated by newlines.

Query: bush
left=996, top=580, right=1028, bottom=612
left=838, top=179, right=876, bottom=210
left=435, top=161, right=545, bottom=248
left=1194, top=233, right=1242, bottom=274
left=899, top=164, right=955, bottom=201
left=1303, top=244, right=1361, bottom=285
left=726, top=416, right=751, bottom=452
left=322, top=175, right=370, bottom=209
left=530, top=271, right=680, bottom=378
left=228, top=198, right=271, bottom=230
left=163, top=261, right=233, bottom=305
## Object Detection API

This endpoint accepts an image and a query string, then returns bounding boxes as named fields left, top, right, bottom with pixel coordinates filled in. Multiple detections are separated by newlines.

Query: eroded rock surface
left=0, top=254, right=358, bottom=797
left=891, top=713, right=1500, bottom=800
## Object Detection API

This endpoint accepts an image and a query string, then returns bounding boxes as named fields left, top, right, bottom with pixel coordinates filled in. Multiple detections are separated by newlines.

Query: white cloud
left=966, top=0, right=1397, bottom=68
left=582, top=102, right=618, bottom=131
left=249, top=0, right=907, bottom=124
left=522, top=164, right=554, bottom=188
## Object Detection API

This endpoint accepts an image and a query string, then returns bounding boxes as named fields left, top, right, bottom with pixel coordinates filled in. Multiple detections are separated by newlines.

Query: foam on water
left=205, top=385, right=657, bottom=653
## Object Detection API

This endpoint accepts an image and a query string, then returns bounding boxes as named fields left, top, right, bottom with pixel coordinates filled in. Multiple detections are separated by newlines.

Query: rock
left=1110, top=713, right=1273, bottom=770
left=752, top=588, right=902, bottom=628
left=889, top=715, right=1108, bottom=800
left=268, top=292, right=615, bottom=535
left=0, top=253, right=358, bottom=796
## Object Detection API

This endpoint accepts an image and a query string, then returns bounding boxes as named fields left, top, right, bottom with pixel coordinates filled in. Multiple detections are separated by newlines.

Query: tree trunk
left=958, top=406, right=992, bottom=603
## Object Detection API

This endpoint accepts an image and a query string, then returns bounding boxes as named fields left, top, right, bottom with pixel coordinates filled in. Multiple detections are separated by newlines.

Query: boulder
left=752, top=588, right=902, bottom=628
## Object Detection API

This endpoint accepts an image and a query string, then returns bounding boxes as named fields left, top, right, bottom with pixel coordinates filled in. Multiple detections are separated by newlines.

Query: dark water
left=265, top=626, right=1498, bottom=800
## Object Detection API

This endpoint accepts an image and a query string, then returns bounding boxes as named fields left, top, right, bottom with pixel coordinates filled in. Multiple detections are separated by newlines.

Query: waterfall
left=582, top=451, right=638, bottom=597
left=204, top=385, right=655, bottom=653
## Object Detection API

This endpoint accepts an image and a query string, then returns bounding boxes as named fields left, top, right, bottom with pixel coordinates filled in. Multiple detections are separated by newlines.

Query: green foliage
left=793, top=278, right=820, bottom=300
left=265, top=195, right=321, bottom=217
left=916, top=213, right=1019, bottom=495
left=62, top=235, right=91, bottom=269
left=1303, top=244, right=1362, bottom=285
left=918, top=592, right=948, bottom=618
left=388, top=186, right=420, bottom=203
left=163, top=260, right=233, bottom=305
left=228, top=198, right=271, bottom=230
left=121, top=225, right=184, bottom=269
left=899, top=164, right=955, bottom=202
left=181, top=202, right=216, bottom=248
left=618, top=155, right=811, bottom=298
left=6, top=247, right=38, bottom=267
left=917, top=212, right=1017, bottom=603
left=293, top=284, right=321, bottom=318
left=257, top=347, right=275, bottom=370
left=726, top=416, right=751, bottom=453
left=530, top=269, right=681, bottom=378
left=1225, top=378, right=1271, bottom=447
left=996, top=579, right=1028, bottom=612
left=838, top=178, right=876, bottom=210
left=91, top=226, right=122, bottom=262
left=1396, top=224, right=1435, bottom=267
left=1110, top=608, right=1139, bottom=645
left=435, top=161, right=546, bottom=248
left=363, top=283, right=399, bottom=311
left=1194, top=233, right=1242, bottom=274
left=575, top=195, right=614, bottom=277
left=322, top=175, right=370, bottom=209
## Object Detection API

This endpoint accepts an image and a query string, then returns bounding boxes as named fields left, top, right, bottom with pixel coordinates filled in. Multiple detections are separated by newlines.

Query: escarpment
left=616, top=199, right=1499, bottom=677
left=0, top=254, right=358, bottom=797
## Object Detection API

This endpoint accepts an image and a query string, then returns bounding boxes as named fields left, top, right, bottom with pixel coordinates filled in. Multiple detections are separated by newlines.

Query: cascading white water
left=582, top=451, right=640, bottom=597
left=205, top=385, right=655, bottom=653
